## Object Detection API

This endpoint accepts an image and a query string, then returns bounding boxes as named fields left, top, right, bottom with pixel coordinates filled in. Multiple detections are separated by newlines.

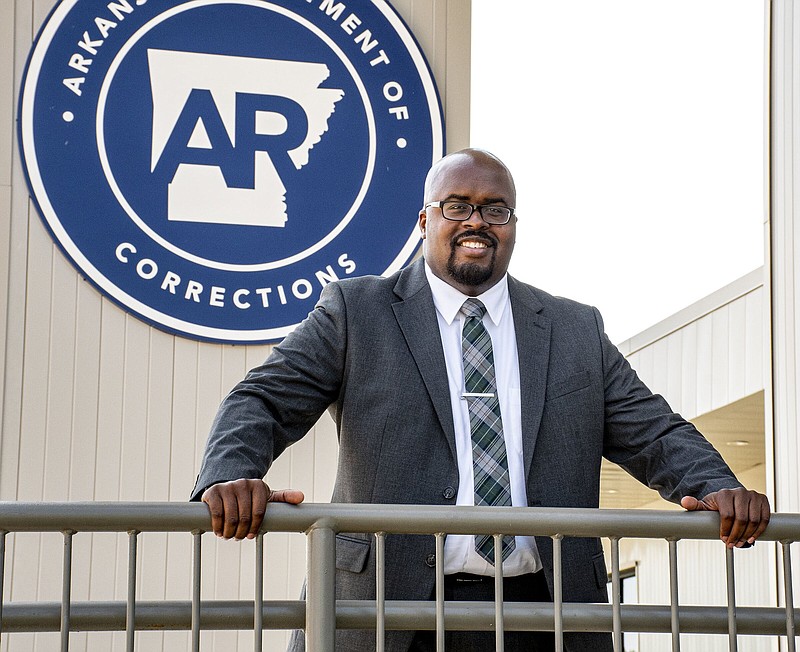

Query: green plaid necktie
left=460, top=298, right=515, bottom=564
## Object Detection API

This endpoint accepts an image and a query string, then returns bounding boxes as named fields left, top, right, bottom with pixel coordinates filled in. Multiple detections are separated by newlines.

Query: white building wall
left=615, top=272, right=777, bottom=652
left=618, top=268, right=765, bottom=421
left=0, top=1, right=472, bottom=650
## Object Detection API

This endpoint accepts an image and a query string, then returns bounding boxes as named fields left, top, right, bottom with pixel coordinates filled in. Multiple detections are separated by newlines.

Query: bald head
left=423, top=149, right=516, bottom=206
left=418, top=148, right=517, bottom=296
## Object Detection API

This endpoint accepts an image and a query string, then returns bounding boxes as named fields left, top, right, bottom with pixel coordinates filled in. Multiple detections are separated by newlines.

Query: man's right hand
left=201, top=479, right=305, bottom=540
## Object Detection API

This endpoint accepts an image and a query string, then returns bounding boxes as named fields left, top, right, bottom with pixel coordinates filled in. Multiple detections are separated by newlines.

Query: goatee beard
left=447, top=253, right=495, bottom=288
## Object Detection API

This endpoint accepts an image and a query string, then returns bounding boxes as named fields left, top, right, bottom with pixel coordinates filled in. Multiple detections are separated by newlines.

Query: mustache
left=451, top=231, right=498, bottom=248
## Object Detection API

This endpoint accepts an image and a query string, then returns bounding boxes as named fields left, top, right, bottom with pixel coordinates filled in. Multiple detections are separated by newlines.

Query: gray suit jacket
left=192, top=258, right=742, bottom=652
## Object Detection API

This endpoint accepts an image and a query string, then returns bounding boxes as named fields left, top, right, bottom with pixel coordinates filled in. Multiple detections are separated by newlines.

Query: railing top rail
left=0, top=502, right=798, bottom=541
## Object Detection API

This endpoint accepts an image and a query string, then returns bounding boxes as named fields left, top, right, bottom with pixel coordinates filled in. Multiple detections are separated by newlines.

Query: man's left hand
left=681, top=488, right=771, bottom=548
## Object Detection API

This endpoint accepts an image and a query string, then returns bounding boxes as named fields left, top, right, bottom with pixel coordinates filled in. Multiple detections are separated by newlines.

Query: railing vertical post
left=255, top=533, right=264, bottom=652
left=725, top=547, right=737, bottom=652
left=552, top=534, right=564, bottom=652
left=610, top=537, right=622, bottom=652
left=126, top=530, right=139, bottom=652
left=435, top=532, right=445, bottom=652
left=782, top=542, right=796, bottom=652
left=668, top=539, right=681, bottom=652
left=61, top=530, right=75, bottom=652
left=375, top=532, right=386, bottom=652
left=0, top=530, right=6, bottom=642
left=493, top=533, right=505, bottom=652
left=306, top=526, right=336, bottom=652
left=191, top=530, right=202, bottom=652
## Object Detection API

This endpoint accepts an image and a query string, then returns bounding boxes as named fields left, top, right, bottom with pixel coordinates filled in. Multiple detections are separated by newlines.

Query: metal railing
left=0, top=502, right=799, bottom=651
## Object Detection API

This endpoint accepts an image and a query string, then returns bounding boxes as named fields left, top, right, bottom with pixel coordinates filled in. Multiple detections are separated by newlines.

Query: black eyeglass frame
left=423, top=201, right=516, bottom=225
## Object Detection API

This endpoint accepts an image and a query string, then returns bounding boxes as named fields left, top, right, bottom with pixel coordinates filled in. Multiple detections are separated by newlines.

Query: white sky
left=470, top=1, right=766, bottom=344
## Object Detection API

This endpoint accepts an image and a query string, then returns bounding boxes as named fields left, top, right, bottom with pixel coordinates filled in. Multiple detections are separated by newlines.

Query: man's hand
left=201, top=479, right=305, bottom=540
left=681, top=488, right=770, bottom=548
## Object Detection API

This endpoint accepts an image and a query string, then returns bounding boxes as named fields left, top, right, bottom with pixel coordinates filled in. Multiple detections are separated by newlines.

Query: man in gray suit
left=192, top=149, right=770, bottom=651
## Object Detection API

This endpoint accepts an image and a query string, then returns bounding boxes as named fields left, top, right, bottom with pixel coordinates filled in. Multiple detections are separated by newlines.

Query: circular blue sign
left=19, top=0, right=444, bottom=342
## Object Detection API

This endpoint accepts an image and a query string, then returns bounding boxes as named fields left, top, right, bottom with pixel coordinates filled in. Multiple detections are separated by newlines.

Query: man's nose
left=463, top=207, right=488, bottom=229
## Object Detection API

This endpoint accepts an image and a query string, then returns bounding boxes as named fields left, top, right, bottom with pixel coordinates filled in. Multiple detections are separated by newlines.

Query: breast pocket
left=545, top=370, right=591, bottom=401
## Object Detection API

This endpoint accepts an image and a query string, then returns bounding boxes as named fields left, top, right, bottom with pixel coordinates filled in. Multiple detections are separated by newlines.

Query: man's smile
left=453, top=232, right=496, bottom=252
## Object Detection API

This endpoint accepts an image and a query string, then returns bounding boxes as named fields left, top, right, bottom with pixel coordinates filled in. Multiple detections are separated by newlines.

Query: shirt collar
left=424, top=262, right=510, bottom=327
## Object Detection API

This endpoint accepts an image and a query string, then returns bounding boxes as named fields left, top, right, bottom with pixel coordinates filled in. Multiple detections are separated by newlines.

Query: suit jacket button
left=425, top=554, right=436, bottom=568
left=443, top=487, right=455, bottom=500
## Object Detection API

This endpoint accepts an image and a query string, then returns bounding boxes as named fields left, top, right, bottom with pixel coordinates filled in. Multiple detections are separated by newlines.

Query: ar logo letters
left=148, top=49, right=344, bottom=227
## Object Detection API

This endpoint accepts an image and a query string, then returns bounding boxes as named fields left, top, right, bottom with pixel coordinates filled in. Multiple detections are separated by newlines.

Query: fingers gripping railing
left=0, top=503, right=799, bottom=651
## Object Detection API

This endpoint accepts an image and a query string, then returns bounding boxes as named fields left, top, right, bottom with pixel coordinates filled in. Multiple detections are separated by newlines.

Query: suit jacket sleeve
left=595, top=307, right=743, bottom=503
left=190, top=282, right=348, bottom=500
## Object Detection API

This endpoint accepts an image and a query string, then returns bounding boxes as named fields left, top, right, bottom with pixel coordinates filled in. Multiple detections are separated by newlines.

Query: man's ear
left=418, top=211, right=427, bottom=238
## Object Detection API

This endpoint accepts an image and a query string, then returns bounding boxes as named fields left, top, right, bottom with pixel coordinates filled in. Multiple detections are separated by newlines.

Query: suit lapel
left=392, top=260, right=458, bottom=463
left=508, top=277, right=552, bottom=480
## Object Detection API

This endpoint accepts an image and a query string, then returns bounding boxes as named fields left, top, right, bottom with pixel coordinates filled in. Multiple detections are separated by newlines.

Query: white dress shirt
left=425, top=264, right=542, bottom=576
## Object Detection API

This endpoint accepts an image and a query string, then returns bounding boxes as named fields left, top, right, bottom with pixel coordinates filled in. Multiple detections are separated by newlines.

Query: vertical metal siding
left=0, top=1, right=471, bottom=650
left=626, top=287, right=764, bottom=422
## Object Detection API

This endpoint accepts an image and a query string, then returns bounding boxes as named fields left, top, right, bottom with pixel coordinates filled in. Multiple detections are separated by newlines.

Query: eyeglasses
left=424, top=201, right=515, bottom=225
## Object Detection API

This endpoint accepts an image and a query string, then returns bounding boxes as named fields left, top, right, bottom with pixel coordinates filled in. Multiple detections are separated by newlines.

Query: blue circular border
left=18, top=0, right=445, bottom=343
